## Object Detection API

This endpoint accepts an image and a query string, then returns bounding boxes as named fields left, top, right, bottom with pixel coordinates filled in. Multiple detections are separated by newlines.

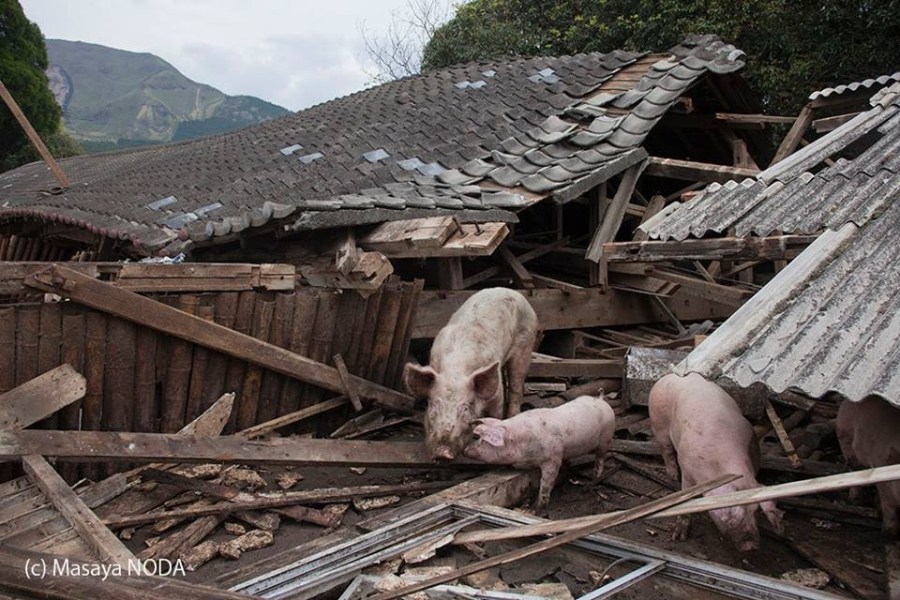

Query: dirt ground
left=143, top=420, right=889, bottom=600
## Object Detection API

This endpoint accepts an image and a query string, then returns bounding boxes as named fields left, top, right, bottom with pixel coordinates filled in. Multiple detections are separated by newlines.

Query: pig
left=403, top=288, right=538, bottom=462
left=463, top=395, right=615, bottom=509
left=836, top=396, right=900, bottom=535
left=649, top=373, right=783, bottom=551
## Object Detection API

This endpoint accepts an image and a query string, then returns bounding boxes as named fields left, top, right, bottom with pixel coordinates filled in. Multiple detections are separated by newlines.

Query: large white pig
left=837, top=395, right=900, bottom=535
left=649, top=373, right=783, bottom=551
left=403, top=288, right=537, bottom=461
left=463, top=395, right=615, bottom=508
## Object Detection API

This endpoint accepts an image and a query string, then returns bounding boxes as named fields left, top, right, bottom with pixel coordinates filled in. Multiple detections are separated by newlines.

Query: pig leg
left=535, top=457, right=562, bottom=510
left=878, top=484, right=900, bottom=536
left=761, top=501, right=785, bottom=535
left=671, top=472, right=694, bottom=541
left=592, top=448, right=606, bottom=480
left=503, top=342, right=532, bottom=417
left=658, top=436, right=680, bottom=481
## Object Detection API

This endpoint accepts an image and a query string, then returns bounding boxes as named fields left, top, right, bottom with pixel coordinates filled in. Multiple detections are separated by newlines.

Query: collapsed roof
left=0, top=35, right=746, bottom=256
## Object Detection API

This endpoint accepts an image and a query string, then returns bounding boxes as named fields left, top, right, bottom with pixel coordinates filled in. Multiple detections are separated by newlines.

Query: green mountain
left=45, top=39, right=290, bottom=150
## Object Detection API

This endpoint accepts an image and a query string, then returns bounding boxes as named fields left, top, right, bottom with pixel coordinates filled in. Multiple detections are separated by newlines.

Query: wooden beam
left=437, top=257, right=464, bottom=290
left=0, top=262, right=296, bottom=295
left=412, top=287, right=736, bottom=339
left=369, top=475, right=736, bottom=600
left=772, top=104, right=815, bottom=164
left=714, top=112, right=797, bottom=126
left=644, top=156, right=759, bottom=184
left=495, top=245, right=534, bottom=288
left=0, top=429, right=482, bottom=468
left=603, top=235, right=815, bottom=263
left=22, top=455, right=134, bottom=565
left=586, top=162, right=646, bottom=263
left=361, top=219, right=508, bottom=258
left=333, top=354, right=363, bottom=412
left=0, top=79, right=70, bottom=188
left=25, top=264, right=413, bottom=412
left=462, top=237, right=570, bottom=289
left=453, top=463, right=900, bottom=545
left=608, top=439, right=846, bottom=476
left=239, top=396, right=348, bottom=439
left=103, top=481, right=448, bottom=528
left=528, top=356, right=622, bottom=379
left=812, top=111, right=862, bottom=134
left=0, top=364, right=85, bottom=430
left=764, top=399, right=801, bottom=468
left=632, top=194, right=666, bottom=242
left=641, top=267, right=753, bottom=307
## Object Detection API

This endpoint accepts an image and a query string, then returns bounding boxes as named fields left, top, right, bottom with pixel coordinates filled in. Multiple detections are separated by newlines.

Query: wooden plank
left=453, top=464, right=900, bottom=545
left=223, top=291, right=256, bottom=432
left=333, top=355, right=363, bottom=411
left=412, top=287, right=735, bottom=339
left=527, top=356, right=622, bottom=378
left=303, top=290, right=339, bottom=413
left=0, top=430, right=479, bottom=469
left=258, top=293, right=295, bottom=423
left=132, top=326, right=158, bottom=433
left=240, top=396, right=348, bottom=439
left=812, top=111, right=861, bottom=133
left=641, top=266, right=753, bottom=307
left=714, top=112, right=797, bottom=126
left=235, top=294, right=275, bottom=430
left=26, top=265, right=414, bottom=412
left=103, top=318, right=136, bottom=438
left=359, top=216, right=459, bottom=255
left=632, top=194, right=666, bottom=242
left=495, top=245, right=534, bottom=288
left=764, top=399, right=801, bottom=468
left=644, top=156, right=759, bottom=183
left=608, top=439, right=846, bottom=476
left=22, top=455, right=134, bottom=565
left=58, top=305, right=86, bottom=473
left=0, top=364, right=85, bottom=431
left=586, top=162, right=647, bottom=262
left=185, top=303, right=216, bottom=423
left=385, top=280, right=423, bottom=389
left=35, top=303, right=62, bottom=430
left=772, top=104, right=815, bottom=164
left=367, top=287, right=403, bottom=384
left=604, top=235, right=815, bottom=263
left=160, top=295, right=197, bottom=433
left=370, top=475, right=736, bottom=600
left=437, top=257, right=464, bottom=290
left=103, top=481, right=449, bottom=528
left=463, top=237, right=571, bottom=289
left=202, top=292, right=238, bottom=411
left=278, top=290, right=318, bottom=416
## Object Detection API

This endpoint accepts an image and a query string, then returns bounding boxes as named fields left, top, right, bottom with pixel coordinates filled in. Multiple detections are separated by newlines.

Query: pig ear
left=480, top=424, right=505, bottom=447
left=403, top=363, right=436, bottom=399
left=471, top=362, right=501, bottom=400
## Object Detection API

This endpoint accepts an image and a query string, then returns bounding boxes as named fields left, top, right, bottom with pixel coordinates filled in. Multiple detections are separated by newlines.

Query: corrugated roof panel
left=647, top=83, right=900, bottom=240
left=675, top=198, right=900, bottom=405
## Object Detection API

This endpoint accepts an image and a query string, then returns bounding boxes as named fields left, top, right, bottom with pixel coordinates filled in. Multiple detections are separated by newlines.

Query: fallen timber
left=0, top=430, right=483, bottom=468
left=24, top=264, right=413, bottom=411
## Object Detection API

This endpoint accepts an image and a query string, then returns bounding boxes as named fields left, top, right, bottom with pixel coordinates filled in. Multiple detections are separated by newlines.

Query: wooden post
left=0, top=79, right=70, bottom=188
left=772, top=104, right=815, bottom=165
left=586, top=162, right=647, bottom=264
left=588, top=183, right=608, bottom=286
left=437, top=257, right=464, bottom=290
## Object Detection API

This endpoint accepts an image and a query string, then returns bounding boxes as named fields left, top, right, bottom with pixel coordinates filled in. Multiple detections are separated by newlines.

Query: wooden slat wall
left=0, top=281, right=423, bottom=481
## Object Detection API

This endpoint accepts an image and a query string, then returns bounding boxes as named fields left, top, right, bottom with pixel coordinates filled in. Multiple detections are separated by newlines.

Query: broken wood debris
left=25, top=264, right=414, bottom=412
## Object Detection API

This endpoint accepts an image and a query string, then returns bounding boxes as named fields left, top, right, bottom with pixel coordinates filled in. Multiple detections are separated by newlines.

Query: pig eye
left=472, top=432, right=481, bottom=440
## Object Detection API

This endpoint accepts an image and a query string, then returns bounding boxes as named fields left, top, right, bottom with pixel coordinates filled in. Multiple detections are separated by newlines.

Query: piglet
left=463, top=395, right=615, bottom=508
left=403, top=288, right=537, bottom=462
left=649, top=373, right=783, bottom=551
left=837, top=396, right=900, bottom=535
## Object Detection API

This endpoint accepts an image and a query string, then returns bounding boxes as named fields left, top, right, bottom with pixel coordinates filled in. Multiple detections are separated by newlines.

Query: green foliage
left=0, top=0, right=63, bottom=168
left=0, top=130, right=82, bottom=172
left=423, top=0, right=900, bottom=115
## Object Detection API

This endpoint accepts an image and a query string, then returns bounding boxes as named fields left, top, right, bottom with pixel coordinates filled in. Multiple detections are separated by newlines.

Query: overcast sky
left=20, top=0, right=455, bottom=112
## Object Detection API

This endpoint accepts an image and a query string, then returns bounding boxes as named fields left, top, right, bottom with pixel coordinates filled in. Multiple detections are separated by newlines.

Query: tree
left=360, top=0, right=453, bottom=83
left=421, top=0, right=900, bottom=115
left=0, top=0, right=78, bottom=172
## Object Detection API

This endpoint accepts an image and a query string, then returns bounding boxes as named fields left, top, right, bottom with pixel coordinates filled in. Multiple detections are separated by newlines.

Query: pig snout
left=711, top=506, right=760, bottom=552
left=432, top=445, right=456, bottom=462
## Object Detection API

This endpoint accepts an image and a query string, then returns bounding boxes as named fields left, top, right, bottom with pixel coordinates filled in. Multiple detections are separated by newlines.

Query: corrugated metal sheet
left=674, top=196, right=900, bottom=406
left=643, top=83, right=900, bottom=241
left=809, top=72, right=900, bottom=101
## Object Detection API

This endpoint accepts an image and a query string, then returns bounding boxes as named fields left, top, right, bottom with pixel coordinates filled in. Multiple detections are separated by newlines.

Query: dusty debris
left=780, top=568, right=831, bottom=589
left=224, top=522, right=247, bottom=536
left=221, top=467, right=267, bottom=491
left=462, top=568, right=508, bottom=590
left=219, top=529, right=274, bottom=560
left=519, top=583, right=574, bottom=600
left=277, top=471, right=304, bottom=490
left=237, top=510, right=280, bottom=532
left=174, top=463, right=225, bottom=479
left=132, top=480, right=158, bottom=492
left=118, top=527, right=135, bottom=540
left=350, top=467, right=368, bottom=475
left=353, top=495, right=401, bottom=511
left=181, top=540, right=219, bottom=571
